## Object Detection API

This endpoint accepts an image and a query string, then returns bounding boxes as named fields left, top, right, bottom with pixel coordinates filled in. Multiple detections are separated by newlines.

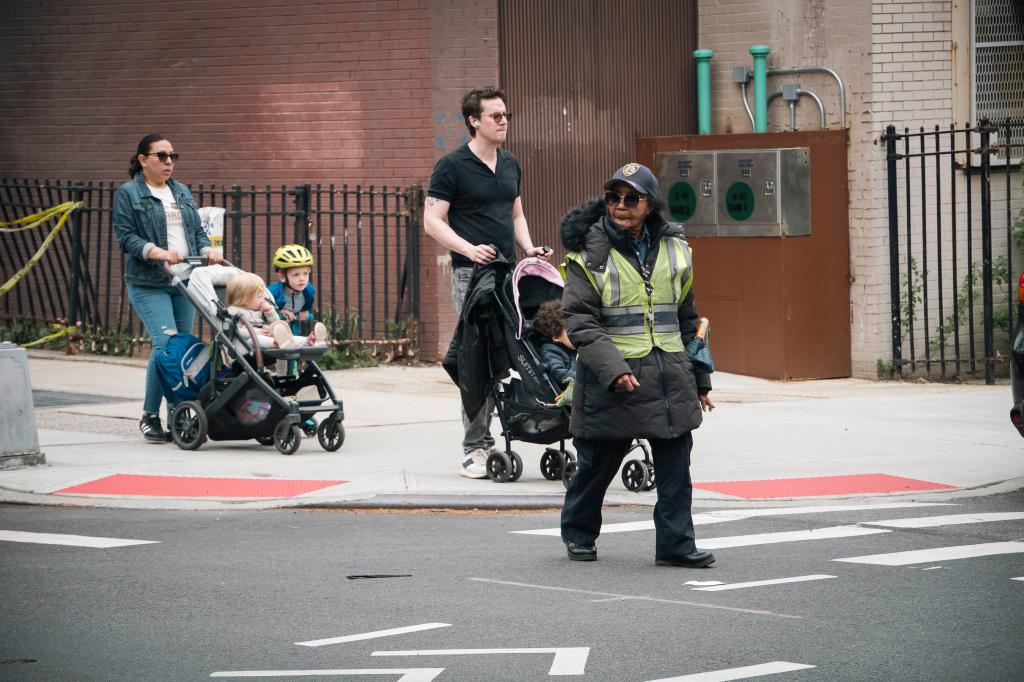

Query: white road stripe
left=693, top=575, right=836, bottom=592
left=700, top=525, right=890, bottom=549
left=372, top=647, right=590, bottom=676
left=1012, top=577, right=1024, bottom=581
left=0, top=530, right=158, bottom=548
left=470, top=577, right=801, bottom=619
left=511, top=502, right=952, bottom=536
left=296, top=623, right=451, bottom=647
left=863, top=512, right=1024, bottom=528
left=645, top=660, right=816, bottom=681
left=834, top=541, right=1024, bottom=566
left=210, top=669, right=444, bottom=680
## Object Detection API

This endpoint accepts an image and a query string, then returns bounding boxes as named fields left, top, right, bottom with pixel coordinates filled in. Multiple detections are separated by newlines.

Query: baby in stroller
left=224, top=272, right=327, bottom=351
left=531, top=299, right=576, bottom=406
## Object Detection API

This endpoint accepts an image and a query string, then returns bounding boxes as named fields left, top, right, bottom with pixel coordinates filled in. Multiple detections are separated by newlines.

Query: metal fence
left=884, top=119, right=1023, bottom=384
left=0, top=179, right=422, bottom=355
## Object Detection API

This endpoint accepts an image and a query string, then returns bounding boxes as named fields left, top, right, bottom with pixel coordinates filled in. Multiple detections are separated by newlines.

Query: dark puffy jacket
left=113, top=173, right=210, bottom=285
left=540, top=340, right=576, bottom=385
left=560, top=198, right=711, bottom=441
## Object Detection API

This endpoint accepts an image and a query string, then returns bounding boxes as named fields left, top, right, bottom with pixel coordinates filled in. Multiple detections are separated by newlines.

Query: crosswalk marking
left=834, top=541, right=1024, bottom=566
left=0, top=530, right=158, bottom=548
left=372, top=647, right=590, bottom=676
left=692, top=575, right=836, bottom=592
left=210, top=669, right=444, bottom=680
left=296, top=623, right=451, bottom=647
left=863, top=512, right=1024, bottom=528
left=511, top=502, right=953, bottom=536
left=645, top=661, right=816, bottom=681
left=700, top=525, right=890, bottom=549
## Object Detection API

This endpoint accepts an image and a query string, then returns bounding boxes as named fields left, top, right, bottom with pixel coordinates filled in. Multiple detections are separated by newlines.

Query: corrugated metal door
left=498, top=0, right=698, bottom=253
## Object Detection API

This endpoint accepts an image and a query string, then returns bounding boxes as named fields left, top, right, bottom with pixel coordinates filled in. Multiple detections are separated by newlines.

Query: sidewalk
left=2, top=350, right=1021, bottom=510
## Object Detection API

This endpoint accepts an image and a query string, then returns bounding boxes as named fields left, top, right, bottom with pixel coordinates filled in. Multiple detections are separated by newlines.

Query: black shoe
left=655, top=550, right=716, bottom=568
left=564, top=541, right=597, bottom=562
left=139, top=413, right=167, bottom=443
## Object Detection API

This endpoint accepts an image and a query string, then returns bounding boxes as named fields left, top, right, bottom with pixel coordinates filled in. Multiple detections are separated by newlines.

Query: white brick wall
left=697, top=0, right=1018, bottom=379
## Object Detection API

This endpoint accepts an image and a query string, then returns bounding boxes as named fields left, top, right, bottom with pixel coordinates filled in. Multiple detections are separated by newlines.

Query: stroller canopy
left=512, top=257, right=565, bottom=339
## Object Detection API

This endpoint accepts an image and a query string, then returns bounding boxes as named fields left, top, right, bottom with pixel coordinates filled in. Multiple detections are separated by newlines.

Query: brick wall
left=0, top=0, right=434, bottom=186
left=0, top=0, right=501, bottom=361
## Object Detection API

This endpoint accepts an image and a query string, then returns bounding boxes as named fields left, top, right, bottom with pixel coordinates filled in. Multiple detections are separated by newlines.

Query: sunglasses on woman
left=144, top=151, right=180, bottom=163
left=604, top=191, right=646, bottom=209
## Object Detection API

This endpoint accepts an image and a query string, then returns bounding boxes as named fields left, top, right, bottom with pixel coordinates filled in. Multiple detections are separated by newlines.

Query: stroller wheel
left=621, top=459, right=649, bottom=492
left=274, top=420, right=302, bottom=455
left=317, top=415, right=345, bottom=452
left=560, top=450, right=577, bottom=490
left=642, top=461, right=657, bottom=491
left=255, top=436, right=275, bottom=446
left=486, top=451, right=513, bottom=483
left=540, top=449, right=562, bottom=480
left=170, top=401, right=207, bottom=450
left=301, top=418, right=318, bottom=438
left=508, top=451, right=523, bottom=482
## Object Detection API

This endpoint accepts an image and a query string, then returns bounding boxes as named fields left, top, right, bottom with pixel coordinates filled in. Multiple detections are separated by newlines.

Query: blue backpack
left=155, top=333, right=211, bottom=404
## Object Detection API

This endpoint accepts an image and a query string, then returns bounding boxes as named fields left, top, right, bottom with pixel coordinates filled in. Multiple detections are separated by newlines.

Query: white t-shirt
left=147, top=182, right=192, bottom=277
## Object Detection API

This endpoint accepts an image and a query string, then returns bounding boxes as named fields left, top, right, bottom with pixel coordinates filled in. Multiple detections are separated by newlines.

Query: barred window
left=973, top=0, right=1024, bottom=161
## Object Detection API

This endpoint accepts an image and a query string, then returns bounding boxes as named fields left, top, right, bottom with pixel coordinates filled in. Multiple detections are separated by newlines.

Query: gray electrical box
left=654, top=152, right=717, bottom=236
left=653, top=147, right=811, bottom=237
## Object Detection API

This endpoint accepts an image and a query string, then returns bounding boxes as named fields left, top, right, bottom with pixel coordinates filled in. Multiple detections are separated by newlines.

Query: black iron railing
left=883, top=119, right=1023, bottom=384
left=0, top=179, right=422, bottom=356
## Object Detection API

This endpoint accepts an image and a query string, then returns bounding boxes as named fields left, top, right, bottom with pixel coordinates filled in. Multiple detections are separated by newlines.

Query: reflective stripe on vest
left=567, top=237, right=693, bottom=359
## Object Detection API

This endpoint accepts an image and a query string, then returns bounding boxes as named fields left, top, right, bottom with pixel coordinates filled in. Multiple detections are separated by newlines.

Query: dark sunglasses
left=604, top=191, right=646, bottom=209
left=479, top=112, right=512, bottom=122
left=144, top=151, right=179, bottom=163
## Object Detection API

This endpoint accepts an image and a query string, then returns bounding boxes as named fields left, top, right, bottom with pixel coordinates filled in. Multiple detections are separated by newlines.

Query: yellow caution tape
left=0, top=201, right=80, bottom=233
left=0, top=201, right=82, bottom=297
left=20, top=324, right=77, bottom=348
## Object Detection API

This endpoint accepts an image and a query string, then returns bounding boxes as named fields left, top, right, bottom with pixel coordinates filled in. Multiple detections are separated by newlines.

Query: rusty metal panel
left=498, top=0, right=698, bottom=256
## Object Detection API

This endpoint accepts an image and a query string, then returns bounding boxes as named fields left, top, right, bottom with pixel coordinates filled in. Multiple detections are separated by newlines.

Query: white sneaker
left=310, top=321, right=328, bottom=346
left=459, top=448, right=489, bottom=479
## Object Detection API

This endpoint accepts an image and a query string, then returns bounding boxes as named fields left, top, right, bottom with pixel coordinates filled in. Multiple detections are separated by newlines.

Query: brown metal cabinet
left=637, top=130, right=851, bottom=380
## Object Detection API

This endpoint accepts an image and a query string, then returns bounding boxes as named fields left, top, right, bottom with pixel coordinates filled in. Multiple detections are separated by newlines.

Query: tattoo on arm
left=426, top=197, right=437, bottom=207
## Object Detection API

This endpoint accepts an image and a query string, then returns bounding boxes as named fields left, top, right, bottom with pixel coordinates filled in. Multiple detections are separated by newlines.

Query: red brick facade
left=0, top=0, right=499, bottom=360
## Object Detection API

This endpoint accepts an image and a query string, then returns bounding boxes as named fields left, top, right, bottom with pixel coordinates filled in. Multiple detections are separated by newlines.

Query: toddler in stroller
left=160, top=256, right=345, bottom=456
left=486, top=257, right=655, bottom=490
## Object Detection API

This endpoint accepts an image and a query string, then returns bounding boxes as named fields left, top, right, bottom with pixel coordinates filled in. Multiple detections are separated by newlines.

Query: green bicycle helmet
left=273, top=243, right=313, bottom=270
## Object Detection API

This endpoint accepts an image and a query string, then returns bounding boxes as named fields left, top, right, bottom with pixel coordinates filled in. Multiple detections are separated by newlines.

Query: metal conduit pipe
left=766, top=88, right=827, bottom=130
left=766, top=66, right=846, bottom=129
left=734, top=67, right=755, bottom=129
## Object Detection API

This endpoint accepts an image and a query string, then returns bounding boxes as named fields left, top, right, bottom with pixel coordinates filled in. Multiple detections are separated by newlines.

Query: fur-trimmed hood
left=558, top=197, right=686, bottom=267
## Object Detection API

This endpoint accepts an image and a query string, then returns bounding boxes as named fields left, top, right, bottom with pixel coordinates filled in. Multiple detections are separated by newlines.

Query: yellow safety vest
left=566, top=237, right=693, bottom=359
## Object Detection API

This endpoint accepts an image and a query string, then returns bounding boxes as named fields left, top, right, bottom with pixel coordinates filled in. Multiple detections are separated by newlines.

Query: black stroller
left=469, top=256, right=654, bottom=490
left=164, top=258, right=345, bottom=456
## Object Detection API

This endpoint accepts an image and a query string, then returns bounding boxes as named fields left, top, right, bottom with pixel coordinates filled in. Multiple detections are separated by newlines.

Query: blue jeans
left=127, top=283, right=196, bottom=416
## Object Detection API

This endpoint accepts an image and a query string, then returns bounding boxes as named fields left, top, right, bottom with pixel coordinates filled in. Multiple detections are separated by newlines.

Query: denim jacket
left=113, top=173, right=210, bottom=285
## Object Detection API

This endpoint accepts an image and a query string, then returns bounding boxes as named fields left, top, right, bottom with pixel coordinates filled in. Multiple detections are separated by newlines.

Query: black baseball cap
left=604, top=162, right=659, bottom=197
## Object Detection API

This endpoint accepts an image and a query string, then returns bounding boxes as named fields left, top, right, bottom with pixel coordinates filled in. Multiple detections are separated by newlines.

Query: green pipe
left=693, top=49, right=714, bottom=134
left=749, top=45, right=771, bottom=133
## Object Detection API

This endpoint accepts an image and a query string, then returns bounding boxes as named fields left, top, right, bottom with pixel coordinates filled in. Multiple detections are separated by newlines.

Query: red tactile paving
left=53, top=474, right=346, bottom=498
left=694, top=473, right=955, bottom=499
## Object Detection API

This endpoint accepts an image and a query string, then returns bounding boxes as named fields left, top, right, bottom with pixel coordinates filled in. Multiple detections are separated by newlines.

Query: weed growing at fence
left=0, top=317, right=56, bottom=347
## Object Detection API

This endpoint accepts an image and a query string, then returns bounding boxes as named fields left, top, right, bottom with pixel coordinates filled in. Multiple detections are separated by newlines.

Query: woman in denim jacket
left=113, top=133, right=223, bottom=442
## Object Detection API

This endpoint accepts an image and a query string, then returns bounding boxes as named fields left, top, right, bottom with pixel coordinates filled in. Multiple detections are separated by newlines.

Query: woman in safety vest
left=559, top=162, right=716, bottom=567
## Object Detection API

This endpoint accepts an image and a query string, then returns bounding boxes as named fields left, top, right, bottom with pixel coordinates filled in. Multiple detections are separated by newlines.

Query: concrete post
left=0, top=342, right=45, bottom=469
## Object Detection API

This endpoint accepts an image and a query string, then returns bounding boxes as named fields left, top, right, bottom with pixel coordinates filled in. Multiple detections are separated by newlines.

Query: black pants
left=561, top=433, right=697, bottom=560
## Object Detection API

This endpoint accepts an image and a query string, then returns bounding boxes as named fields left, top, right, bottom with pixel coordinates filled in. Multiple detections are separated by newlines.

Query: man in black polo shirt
left=425, top=85, right=551, bottom=479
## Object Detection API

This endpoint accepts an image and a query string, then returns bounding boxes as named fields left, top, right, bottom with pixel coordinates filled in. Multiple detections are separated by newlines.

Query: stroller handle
left=162, top=255, right=236, bottom=276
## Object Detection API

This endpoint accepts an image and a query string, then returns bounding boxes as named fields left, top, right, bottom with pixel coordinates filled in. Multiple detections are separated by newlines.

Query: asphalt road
left=2, top=492, right=1023, bottom=681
